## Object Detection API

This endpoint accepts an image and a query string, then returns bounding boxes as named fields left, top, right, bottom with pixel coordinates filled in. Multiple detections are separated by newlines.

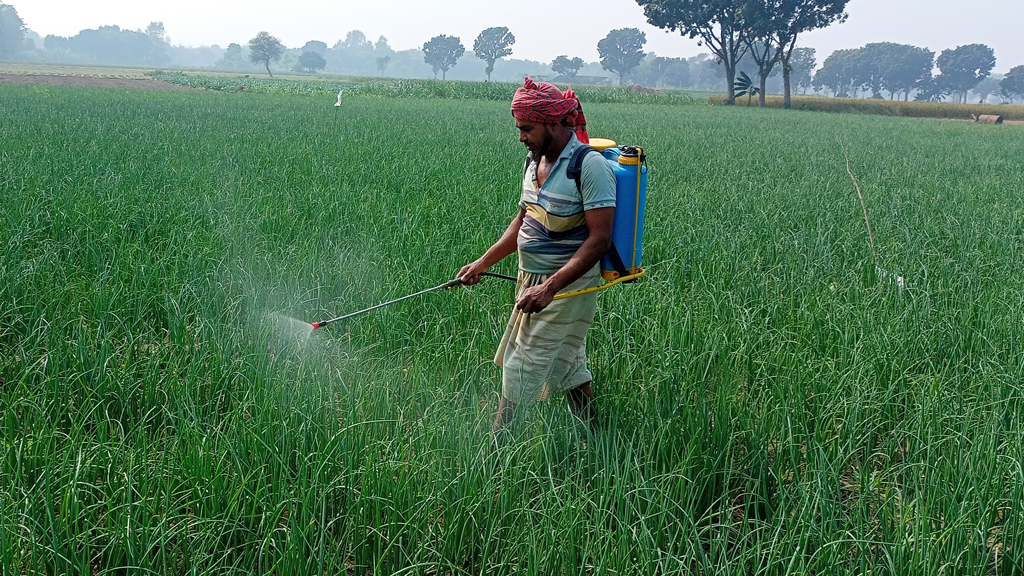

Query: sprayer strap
left=566, top=145, right=598, bottom=192
left=567, top=145, right=631, bottom=278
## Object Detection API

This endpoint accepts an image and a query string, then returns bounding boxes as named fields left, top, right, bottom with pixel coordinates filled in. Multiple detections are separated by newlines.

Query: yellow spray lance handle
left=552, top=268, right=646, bottom=300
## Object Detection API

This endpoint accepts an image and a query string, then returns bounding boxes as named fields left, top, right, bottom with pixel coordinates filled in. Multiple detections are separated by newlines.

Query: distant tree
left=422, top=35, right=464, bottom=80
left=551, top=55, right=585, bottom=79
left=376, top=55, right=391, bottom=77
left=338, top=30, right=371, bottom=50
left=914, top=76, right=950, bottom=102
left=597, top=28, right=647, bottom=85
left=301, top=40, right=327, bottom=56
left=813, top=48, right=859, bottom=96
left=373, top=36, right=391, bottom=54
left=936, top=44, right=996, bottom=103
left=691, top=53, right=724, bottom=90
left=473, top=26, right=515, bottom=81
left=0, top=3, right=25, bottom=60
left=643, top=56, right=686, bottom=87
left=248, top=31, right=285, bottom=76
left=853, top=43, right=897, bottom=99
left=57, top=25, right=168, bottom=66
left=215, top=42, right=248, bottom=69
left=636, top=0, right=746, bottom=103
left=145, top=21, right=167, bottom=43
left=663, top=60, right=691, bottom=88
left=43, top=34, right=69, bottom=53
left=789, top=47, right=816, bottom=94
left=296, top=50, right=326, bottom=73
left=972, top=76, right=1000, bottom=103
left=1001, top=66, right=1024, bottom=103
left=876, top=43, right=934, bottom=101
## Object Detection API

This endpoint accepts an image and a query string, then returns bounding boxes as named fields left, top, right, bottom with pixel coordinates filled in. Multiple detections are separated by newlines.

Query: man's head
left=511, top=77, right=586, bottom=155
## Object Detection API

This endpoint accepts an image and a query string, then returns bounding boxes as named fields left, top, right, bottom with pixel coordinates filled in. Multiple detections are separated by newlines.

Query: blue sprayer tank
left=589, top=139, right=648, bottom=281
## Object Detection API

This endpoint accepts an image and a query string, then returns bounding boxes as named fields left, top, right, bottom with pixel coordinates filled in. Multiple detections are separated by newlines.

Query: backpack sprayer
left=310, top=140, right=648, bottom=329
left=553, top=138, right=648, bottom=300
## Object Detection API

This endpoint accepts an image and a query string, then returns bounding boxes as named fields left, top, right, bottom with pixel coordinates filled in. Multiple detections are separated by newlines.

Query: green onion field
left=2, top=83, right=1023, bottom=574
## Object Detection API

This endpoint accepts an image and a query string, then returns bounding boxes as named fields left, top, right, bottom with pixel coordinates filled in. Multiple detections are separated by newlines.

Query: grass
left=147, top=71, right=706, bottom=105
left=1, top=84, right=1023, bottom=574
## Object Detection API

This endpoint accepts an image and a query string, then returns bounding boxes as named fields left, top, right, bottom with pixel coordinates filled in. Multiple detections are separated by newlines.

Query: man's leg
left=492, top=395, right=517, bottom=438
left=566, top=381, right=597, bottom=429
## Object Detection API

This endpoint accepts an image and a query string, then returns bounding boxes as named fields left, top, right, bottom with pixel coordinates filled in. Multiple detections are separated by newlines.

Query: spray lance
left=310, top=272, right=517, bottom=330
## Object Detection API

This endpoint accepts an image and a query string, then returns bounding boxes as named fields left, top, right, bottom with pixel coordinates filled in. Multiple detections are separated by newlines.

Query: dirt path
left=0, top=73, right=192, bottom=91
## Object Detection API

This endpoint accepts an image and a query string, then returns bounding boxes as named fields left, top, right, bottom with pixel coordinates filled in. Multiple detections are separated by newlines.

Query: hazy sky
left=13, top=0, right=1024, bottom=73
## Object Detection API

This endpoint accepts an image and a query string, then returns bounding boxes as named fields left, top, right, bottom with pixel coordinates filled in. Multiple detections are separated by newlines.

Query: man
left=458, top=78, right=616, bottom=435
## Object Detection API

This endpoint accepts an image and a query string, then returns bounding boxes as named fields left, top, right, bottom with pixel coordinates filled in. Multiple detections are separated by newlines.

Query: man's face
left=515, top=118, right=556, bottom=156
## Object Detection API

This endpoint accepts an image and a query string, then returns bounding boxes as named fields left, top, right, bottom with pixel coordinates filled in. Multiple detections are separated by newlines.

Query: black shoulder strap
left=565, top=144, right=631, bottom=279
left=566, top=145, right=598, bottom=193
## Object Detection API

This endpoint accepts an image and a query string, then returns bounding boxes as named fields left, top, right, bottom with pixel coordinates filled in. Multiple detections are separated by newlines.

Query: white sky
left=12, top=0, right=1024, bottom=73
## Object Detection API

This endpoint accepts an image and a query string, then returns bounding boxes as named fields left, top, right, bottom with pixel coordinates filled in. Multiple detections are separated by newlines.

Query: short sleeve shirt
left=517, top=135, right=617, bottom=274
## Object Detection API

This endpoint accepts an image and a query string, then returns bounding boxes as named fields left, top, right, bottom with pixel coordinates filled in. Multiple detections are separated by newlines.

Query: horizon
left=10, top=0, right=1024, bottom=74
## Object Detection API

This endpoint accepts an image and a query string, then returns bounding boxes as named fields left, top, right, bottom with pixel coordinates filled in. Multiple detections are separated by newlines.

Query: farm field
left=1, top=84, right=1023, bottom=574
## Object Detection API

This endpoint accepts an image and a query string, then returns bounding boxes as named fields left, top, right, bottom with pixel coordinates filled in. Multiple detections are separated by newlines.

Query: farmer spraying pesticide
left=310, top=77, right=646, bottom=435
left=458, top=78, right=617, bottom=435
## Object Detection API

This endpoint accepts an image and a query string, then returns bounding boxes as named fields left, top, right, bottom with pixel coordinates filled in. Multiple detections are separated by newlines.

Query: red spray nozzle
left=311, top=322, right=321, bottom=330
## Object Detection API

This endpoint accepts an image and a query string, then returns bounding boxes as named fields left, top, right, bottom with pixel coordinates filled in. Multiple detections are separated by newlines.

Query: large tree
left=1002, top=66, right=1024, bottom=104
left=852, top=42, right=892, bottom=99
left=813, top=48, right=859, bottom=97
left=422, top=35, right=464, bottom=80
left=248, top=31, right=285, bottom=77
left=741, top=38, right=780, bottom=106
left=597, top=28, right=647, bottom=85
left=551, top=55, right=585, bottom=80
left=48, top=25, right=168, bottom=66
left=0, top=3, right=25, bottom=60
left=751, top=0, right=849, bottom=108
left=936, top=44, right=996, bottom=104
left=301, top=40, right=328, bottom=56
left=636, top=0, right=747, bottom=103
left=296, top=50, right=326, bottom=73
left=739, top=2, right=786, bottom=106
left=473, top=26, right=515, bottom=81
left=877, top=43, right=934, bottom=101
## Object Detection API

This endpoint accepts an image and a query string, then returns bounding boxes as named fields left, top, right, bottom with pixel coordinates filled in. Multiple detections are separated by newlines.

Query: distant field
left=1, top=84, right=1022, bottom=574
left=720, top=93, right=1024, bottom=122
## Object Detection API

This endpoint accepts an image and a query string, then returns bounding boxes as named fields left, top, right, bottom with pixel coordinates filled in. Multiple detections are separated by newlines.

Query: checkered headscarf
left=511, top=77, right=589, bottom=143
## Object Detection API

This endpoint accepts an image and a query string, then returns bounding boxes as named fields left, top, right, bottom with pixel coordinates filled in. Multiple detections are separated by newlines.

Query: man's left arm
left=515, top=206, right=613, bottom=314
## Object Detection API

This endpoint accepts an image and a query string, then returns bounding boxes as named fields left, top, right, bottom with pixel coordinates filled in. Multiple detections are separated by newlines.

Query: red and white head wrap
left=512, top=77, right=589, bottom=143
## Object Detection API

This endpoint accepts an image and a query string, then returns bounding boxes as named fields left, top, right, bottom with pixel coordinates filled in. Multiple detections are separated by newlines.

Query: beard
left=528, top=130, right=555, bottom=159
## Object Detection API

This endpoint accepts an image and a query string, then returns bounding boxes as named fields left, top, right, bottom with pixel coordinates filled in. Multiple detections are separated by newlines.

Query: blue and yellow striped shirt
left=518, top=135, right=617, bottom=274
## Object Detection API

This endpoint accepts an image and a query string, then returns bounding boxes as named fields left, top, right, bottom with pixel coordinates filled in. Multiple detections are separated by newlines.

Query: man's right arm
left=457, top=208, right=526, bottom=285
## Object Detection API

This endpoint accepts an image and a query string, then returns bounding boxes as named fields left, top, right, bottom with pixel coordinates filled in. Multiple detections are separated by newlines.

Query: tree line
left=3, top=0, right=1024, bottom=104
left=812, top=42, right=1007, bottom=103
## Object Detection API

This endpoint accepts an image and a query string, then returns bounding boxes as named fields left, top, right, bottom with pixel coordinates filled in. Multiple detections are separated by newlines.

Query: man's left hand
left=516, top=283, right=557, bottom=314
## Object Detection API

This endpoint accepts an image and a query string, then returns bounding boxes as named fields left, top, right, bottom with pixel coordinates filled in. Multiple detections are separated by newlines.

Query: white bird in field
left=335, top=90, right=344, bottom=107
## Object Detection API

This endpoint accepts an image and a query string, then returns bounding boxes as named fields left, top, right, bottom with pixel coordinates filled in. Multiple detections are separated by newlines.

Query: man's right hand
left=457, top=260, right=488, bottom=286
